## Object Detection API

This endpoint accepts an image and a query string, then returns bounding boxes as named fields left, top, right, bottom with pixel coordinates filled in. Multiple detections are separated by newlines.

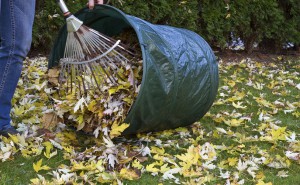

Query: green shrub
left=110, top=0, right=199, bottom=31
left=31, top=0, right=300, bottom=54
left=274, top=0, right=300, bottom=48
left=198, top=0, right=300, bottom=53
left=231, top=0, right=285, bottom=52
left=198, top=0, right=231, bottom=49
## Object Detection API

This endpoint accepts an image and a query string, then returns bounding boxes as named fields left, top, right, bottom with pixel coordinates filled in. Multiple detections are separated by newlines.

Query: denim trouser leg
left=0, top=0, right=35, bottom=129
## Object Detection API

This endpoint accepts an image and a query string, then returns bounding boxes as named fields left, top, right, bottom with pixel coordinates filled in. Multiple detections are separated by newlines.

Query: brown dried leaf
left=36, top=128, right=56, bottom=140
left=136, top=156, right=148, bottom=163
left=48, top=69, right=59, bottom=78
left=48, top=77, right=59, bottom=86
left=42, top=113, right=62, bottom=130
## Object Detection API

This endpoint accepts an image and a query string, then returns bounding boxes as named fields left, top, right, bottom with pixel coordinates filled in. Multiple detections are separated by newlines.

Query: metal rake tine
left=88, top=63, right=104, bottom=95
left=98, top=59, right=118, bottom=84
left=59, top=63, right=66, bottom=83
left=89, top=28, right=136, bottom=56
left=104, top=54, right=119, bottom=70
left=90, top=62, right=104, bottom=84
left=65, top=63, right=71, bottom=93
left=99, top=57, right=119, bottom=83
left=84, top=64, right=93, bottom=93
left=79, top=64, right=88, bottom=95
left=67, top=63, right=71, bottom=93
left=83, top=27, right=110, bottom=50
left=86, top=63, right=96, bottom=91
left=82, top=30, right=101, bottom=54
left=70, top=64, right=74, bottom=94
left=111, top=49, right=130, bottom=66
left=75, top=65, right=82, bottom=97
left=102, top=56, right=125, bottom=82
left=81, top=75, right=87, bottom=95
left=79, top=58, right=93, bottom=93
left=92, top=59, right=111, bottom=84
left=73, top=33, right=85, bottom=58
left=62, top=63, right=68, bottom=92
left=59, top=62, right=69, bottom=93
left=94, top=61, right=112, bottom=85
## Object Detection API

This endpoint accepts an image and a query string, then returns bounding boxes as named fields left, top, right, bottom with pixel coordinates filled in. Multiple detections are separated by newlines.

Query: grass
left=0, top=151, right=68, bottom=185
left=0, top=57, right=299, bottom=184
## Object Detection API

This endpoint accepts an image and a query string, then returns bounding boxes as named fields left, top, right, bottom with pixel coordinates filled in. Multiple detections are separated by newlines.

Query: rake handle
left=56, top=0, right=70, bottom=15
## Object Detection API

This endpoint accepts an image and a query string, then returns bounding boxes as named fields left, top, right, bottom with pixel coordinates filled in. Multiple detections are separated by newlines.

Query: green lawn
left=0, top=56, right=299, bottom=185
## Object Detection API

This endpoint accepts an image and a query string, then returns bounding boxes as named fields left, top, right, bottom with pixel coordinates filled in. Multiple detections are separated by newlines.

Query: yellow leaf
left=87, top=100, right=97, bottom=111
left=71, top=161, right=87, bottom=171
left=110, top=122, right=130, bottom=139
left=63, top=146, right=74, bottom=153
left=16, top=134, right=27, bottom=147
left=79, top=171, right=85, bottom=177
left=256, top=171, right=266, bottom=180
left=224, top=119, right=244, bottom=127
left=270, top=127, right=287, bottom=141
left=13, top=106, right=25, bottom=116
left=213, top=117, right=225, bottom=123
left=228, top=80, right=236, bottom=87
left=9, top=134, right=19, bottom=144
left=213, top=130, right=221, bottom=138
left=33, top=159, right=43, bottom=172
left=153, top=154, right=164, bottom=161
left=151, top=146, right=165, bottom=155
left=256, top=180, right=272, bottom=185
left=232, top=102, right=247, bottom=109
left=218, top=160, right=228, bottom=169
left=123, top=97, right=133, bottom=104
left=76, top=115, right=84, bottom=125
left=253, top=82, right=264, bottom=90
left=119, top=168, right=141, bottom=180
left=255, top=62, right=263, bottom=68
left=254, top=97, right=275, bottom=108
left=132, top=159, right=143, bottom=170
left=176, top=145, right=200, bottom=170
left=108, top=88, right=118, bottom=95
left=146, top=163, right=160, bottom=173
left=43, top=141, right=53, bottom=159
left=33, top=159, right=51, bottom=172
left=30, top=178, right=40, bottom=184
left=267, top=81, right=278, bottom=89
left=292, top=111, right=300, bottom=118
left=160, top=163, right=170, bottom=173
left=228, top=157, right=238, bottom=166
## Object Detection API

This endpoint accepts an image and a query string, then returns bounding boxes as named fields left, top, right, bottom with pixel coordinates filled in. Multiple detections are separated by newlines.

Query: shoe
left=0, top=127, right=20, bottom=137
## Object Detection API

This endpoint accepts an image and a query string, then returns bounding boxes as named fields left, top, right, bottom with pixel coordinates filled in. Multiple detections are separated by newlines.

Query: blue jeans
left=0, top=0, right=35, bottom=130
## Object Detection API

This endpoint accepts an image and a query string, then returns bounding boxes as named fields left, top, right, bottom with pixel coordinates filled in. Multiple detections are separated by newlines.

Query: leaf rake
left=56, top=0, right=135, bottom=96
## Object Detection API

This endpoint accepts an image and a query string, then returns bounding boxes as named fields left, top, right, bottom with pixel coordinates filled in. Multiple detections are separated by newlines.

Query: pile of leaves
left=47, top=58, right=143, bottom=136
left=0, top=56, right=299, bottom=185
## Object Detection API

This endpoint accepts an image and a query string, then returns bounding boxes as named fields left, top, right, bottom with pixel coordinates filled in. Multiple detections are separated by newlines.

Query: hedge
left=32, top=0, right=300, bottom=53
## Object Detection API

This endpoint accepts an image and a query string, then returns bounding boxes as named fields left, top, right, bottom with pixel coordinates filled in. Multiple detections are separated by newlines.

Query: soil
left=28, top=47, right=49, bottom=58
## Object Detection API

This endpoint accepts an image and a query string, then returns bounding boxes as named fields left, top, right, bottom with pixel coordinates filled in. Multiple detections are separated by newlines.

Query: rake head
left=58, top=25, right=135, bottom=97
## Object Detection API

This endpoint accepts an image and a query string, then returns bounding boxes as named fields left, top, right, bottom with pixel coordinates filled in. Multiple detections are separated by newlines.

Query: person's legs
left=0, top=0, right=35, bottom=131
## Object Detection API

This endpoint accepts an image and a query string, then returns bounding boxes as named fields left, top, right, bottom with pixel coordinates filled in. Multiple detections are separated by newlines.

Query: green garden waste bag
left=48, top=5, right=219, bottom=134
